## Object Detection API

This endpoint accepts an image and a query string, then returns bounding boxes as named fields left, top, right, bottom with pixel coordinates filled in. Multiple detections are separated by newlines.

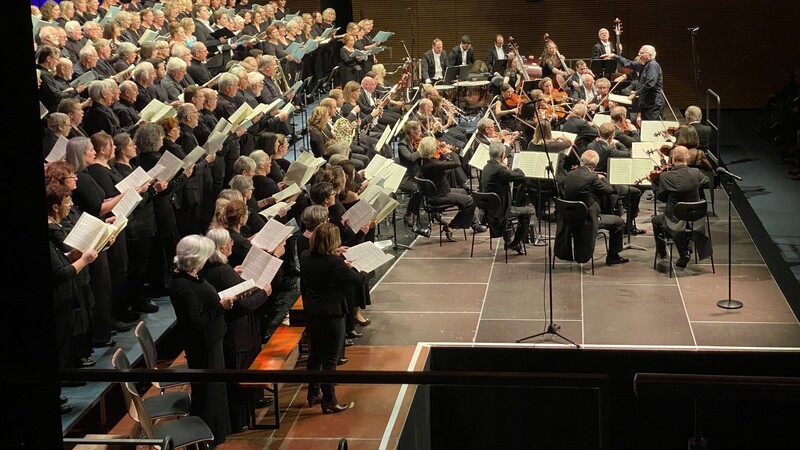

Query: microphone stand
left=716, top=170, right=743, bottom=309
left=688, top=27, right=701, bottom=106
left=405, top=8, right=416, bottom=83
left=517, top=111, right=579, bottom=348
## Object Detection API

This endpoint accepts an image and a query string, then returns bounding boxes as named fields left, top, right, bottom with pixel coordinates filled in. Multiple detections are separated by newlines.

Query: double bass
left=543, top=33, right=574, bottom=90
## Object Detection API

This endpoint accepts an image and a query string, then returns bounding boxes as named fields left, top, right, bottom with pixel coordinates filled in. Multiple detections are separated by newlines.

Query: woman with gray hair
left=202, top=227, right=272, bottom=433
left=170, top=234, right=234, bottom=446
left=43, top=112, right=72, bottom=160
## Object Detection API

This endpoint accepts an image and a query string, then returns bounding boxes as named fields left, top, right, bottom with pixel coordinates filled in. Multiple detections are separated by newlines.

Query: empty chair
left=111, top=348, right=191, bottom=423
left=125, top=381, right=214, bottom=449
left=135, top=321, right=190, bottom=393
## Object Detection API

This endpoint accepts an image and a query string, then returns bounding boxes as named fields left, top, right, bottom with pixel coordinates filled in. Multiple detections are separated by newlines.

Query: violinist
left=495, top=82, right=522, bottom=131
left=526, top=120, right=572, bottom=214
left=651, top=146, right=713, bottom=268
left=396, top=120, right=425, bottom=231
left=678, top=106, right=712, bottom=151
left=659, top=127, right=713, bottom=174
left=586, top=122, right=644, bottom=235
left=610, top=105, right=641, bottom=149
left=560, top=103, right=599, bottom=153
left=418, top=136, right=487, bottom=241
left=588, top=77, right=612, bottom=115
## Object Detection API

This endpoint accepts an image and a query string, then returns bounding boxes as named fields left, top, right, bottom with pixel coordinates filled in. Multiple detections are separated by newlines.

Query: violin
left=505, top=92, right=524, bottom=108
left=432, top=140, right=454, bottom=159
left=545, top=104, right=567, bottom=119
left=654, top=125, right=684, bottom=138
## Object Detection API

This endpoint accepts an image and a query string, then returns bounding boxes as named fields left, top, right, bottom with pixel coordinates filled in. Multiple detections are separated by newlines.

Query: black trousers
left=599, top=214, right=625, bottom=257
left=429, top=188, right=476, bottom=229
left=306, top=313, right=345, bottom=404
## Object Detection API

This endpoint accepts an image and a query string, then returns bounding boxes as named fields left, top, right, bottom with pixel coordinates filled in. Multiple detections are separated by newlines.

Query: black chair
left=654, top=200, right=715, bottom=277
left=414, top=177, right=468, bottom=246
left=470, top=191, right=527, bottom=262
left=111, top=348, right=191, bottom=424
left=324, top=65, right=340, bottom=91
left=553, top=198, right=608, bottom=275
left=135, top=322, right=189, bottom=393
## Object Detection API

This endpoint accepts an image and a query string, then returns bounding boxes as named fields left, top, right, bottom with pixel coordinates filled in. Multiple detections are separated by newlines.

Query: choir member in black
left=300, top=222, right=364, bottom=413
left=58, top=98, right=90, bottom=139
left=134, top=123, right=193, bottom=296
left=47, top=183, right=99, bottom=414
left=43, top=113, right=72, bottom=160
left=65, top=137, right=124, bottom=346
left=338, top=34, right=364, bottom=87
left=45, top=162, right=97, bottom=369
left=651, top=146, right=713, bottom=268
left=559, top=150, right=628, bottom=266
left=169, top=234, right=233, bottom=446
left=418, top=136, right=486, bottom=241
left=202, top=228, right=271, bottom=433
left=602, top=45, right=663, bottom=121
left=113, top=80, right=141, bottom=130
left=217, top=199, right=255, bottom=267
left=229, top=174, right=267, bottom=236
left=83, top=79, right=129, bottom=138
left=112, top=132, right=165, bottom=314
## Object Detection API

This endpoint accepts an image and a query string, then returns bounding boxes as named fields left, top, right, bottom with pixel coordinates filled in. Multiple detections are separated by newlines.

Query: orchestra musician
left=651, top=146, right=712, bottom=268
left=564, top=60, right=594, bottom=96
left=358, top=76, right=401, bottom=127
left=591, top=27, right=621, bottom=60
left=571, top=73, right=598, bottom=104
left=610, top=105, right=641, bottom=149
left=560, top=103, right=599, bottom=153
left=677, top=105, right=713, bottom=151
left=588, top=77, right=612, bottom=115
left=421, top=38, right=448, bottom=84
left=418, top=136, right=487, bottom=241
left=540, top=40, right=568, bottom=83
left=396, top=120, right=426, bottom=233
left=602, top=45, right=664, bottom=121
left=586, top=122, right=644, bottom=235
left=558, top=150, right=629, bottom=266
left=495, top=83, right=523, bottom=131
left=480, top=141, right=534, bottom=255
left=448, top=35, right=475, bottom=68
left=487, top=34, right=511, bottom=74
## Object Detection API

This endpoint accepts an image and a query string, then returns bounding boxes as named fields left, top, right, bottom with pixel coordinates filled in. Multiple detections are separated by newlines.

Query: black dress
left=201, top=261, right=269, bottom=431
left=169, top=271, right=231, bottom=447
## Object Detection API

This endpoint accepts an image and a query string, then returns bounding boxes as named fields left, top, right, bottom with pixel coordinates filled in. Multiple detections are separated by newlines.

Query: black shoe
left=606, top=256, right=630, bottom=266
left=113, top=321, right=132, bottom=332
left=626, top=226, right=647, bottom=236
left=471, top=223, right=488, bottom=233
left=255, top=396, right=274, bottom=408
left=233, top=425, right=249, bottom=433
left=132, top=301, right=159, bottom=314
left=344, top=338, right=354, bottom=347
left=92, top=339, right=116, bottom=348
left=61, top=404, right=73, bottom=415
left=117, top=311, right=140, bottom=323
left=506, top=243, right=524, bottom=255
left=60, top=396, right=68, bottom=405
left=337, top=357, right=349, bottom=366
left=413, top=226, right=431, bottom=238
left=81, top=357, right=96, bottom=368
left=403, top=212, right=415, bottom=227
left=346, top=330, right=363, bottom=338
left=441, top=227, right=457, bottom=242
left=307, top=392, right=323, bottom=407
left=321, top=401, right=350, bottom=414
left=676, top=256, right=690, bottom=268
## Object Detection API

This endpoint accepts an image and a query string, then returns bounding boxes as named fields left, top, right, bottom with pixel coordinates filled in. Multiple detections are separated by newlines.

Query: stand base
left=393, top=243, right=413, bottom=250
left=716, top=299, right=744, bottom=309
left=516, top=323, right=580, bottom=348
left=623, top=243, right=648, bottom=251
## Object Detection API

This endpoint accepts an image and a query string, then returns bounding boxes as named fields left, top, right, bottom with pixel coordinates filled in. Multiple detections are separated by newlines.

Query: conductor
left=602, top=45, right=663, bottom=121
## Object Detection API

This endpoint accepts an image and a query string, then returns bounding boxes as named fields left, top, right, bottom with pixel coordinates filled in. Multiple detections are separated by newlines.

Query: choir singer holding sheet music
left=300, top=223, right=365, bottom=414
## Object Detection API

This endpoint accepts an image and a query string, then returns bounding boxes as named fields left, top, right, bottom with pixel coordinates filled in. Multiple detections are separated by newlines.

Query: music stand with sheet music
left=608, top=157, right=653, bottom=251
left=491, top=58, right=508, bottom=75
left=441, top=65, right=461, bottom=85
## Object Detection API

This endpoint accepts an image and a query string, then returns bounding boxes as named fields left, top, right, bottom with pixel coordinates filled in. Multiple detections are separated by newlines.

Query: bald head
left=670, top=146, right=689, bottom=164
left=581, top=150, right=600, bottom=168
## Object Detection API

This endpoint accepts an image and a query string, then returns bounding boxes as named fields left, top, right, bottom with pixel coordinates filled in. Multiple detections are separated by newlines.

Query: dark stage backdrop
left=350, top=0, right=800, bottom=110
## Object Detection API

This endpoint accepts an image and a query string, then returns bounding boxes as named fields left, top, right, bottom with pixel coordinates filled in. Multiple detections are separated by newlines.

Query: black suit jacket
left=168, top=272, right=227, bottom=367
left=586, top=139, right=631, bottom=174
left=682, top=122, right=713, bottom=151
left=591, top=41, right=619, bottom=59
left=448, top=45, right=474, bottom=67
left=655, top=164, right=712, bottom=258
left=187, top=59, right=212, bottom=87
left=560, top=116, right=599, bottom=153
left=486, top=45, right=509, bottom=70
left=299, top=251, right=364, bottom=317
left=479, top=159, right=526, bottom=237
left=558, top=166, right=614, bottom=263
left=421, top=50, right=448, bottom=82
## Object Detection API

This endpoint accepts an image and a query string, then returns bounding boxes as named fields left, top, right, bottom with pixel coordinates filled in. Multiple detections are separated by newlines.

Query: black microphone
left=687, top=26, right=700, bottom=32
left=716, top=166, right=742, bottom=181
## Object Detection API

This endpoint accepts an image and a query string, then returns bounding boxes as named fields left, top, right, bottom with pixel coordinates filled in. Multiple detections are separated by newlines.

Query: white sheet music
left=63, top=212, right=106, bottom=253
left=364, top=154, right=393, bottom=180
left=182, top=146, right=206, bottom=169
left=608, top=93, right=632, bottom=105
left=111, top=188, right=143, bottom=219
left=296, top=151, right=326, bottom=168
left=468, top=143, right=491, bottom=170
left=258, top=201, right=294, bottom=220
left=272, top=183, right=301, bottom=202
left=551, top=131, right=578, bottom=143
left=359, top=183, right=383, bottom=205
left=227, top=102, right=253, bottom=128
left=341, top=200, right=376, bottom=233
left=153, top=151, right=184, bottom=182
left=45, top=135, right=69, bottom=163
left=40, top=101, right=49, bottom=119
left=512, top=152, right=560, bottom=179
left=375, top=163, right=406, bottom=194
left=640, top=120, right=679, bottom=143
left=343, top=241, right=394, bottom=273
left=241, top=246, right=284, bottom=287
left=282, top=161, right=316, bottom=188
left=375, top=124, right=393, bottom=154
left=218, top=278, right=256, bottom=299
left=146, top=163, right=165, bottom=180
left=115, top=166, right=150, bottom=193
left=608, top=157, right=656, bottom=186
left=213, top=117, right=232, bottom=135
left=631, top=142, right=666, bottom=161
left=203, top=130, right=227, bottom=155
left=250, top=219, right=293, bottom=253
left=279, top=102, right=295, bottom=116
left=592, top=113, right=612, bottom=126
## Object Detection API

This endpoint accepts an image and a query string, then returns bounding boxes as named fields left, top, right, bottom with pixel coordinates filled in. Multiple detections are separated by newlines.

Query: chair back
left=471, top=191, right=501, bottom=212
left=414, top=177, right=437, bottom=198
left=134, top=321, right=157, bottom=370
left=111, top=348, right=142, bottom=423
left=555, top=198, right=589, bottom=221
left=674, top=201, right=708, bottom=222
left=125, top=381, right=157, bottom=438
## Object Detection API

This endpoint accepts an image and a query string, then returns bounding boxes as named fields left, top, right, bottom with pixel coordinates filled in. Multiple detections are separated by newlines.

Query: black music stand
left=491, top=58, right=508, bottom=75
left=517, top=115, right=580, bottom=348
left=442, top=65, right=460, bottom=85
left=457, top=64, right=471, bottom=82
left=590, top=59, right=616, bottom=80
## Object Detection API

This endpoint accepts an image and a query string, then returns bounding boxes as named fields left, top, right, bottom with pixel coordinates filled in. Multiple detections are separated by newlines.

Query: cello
left=543, top=33, right=574, bottom=90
